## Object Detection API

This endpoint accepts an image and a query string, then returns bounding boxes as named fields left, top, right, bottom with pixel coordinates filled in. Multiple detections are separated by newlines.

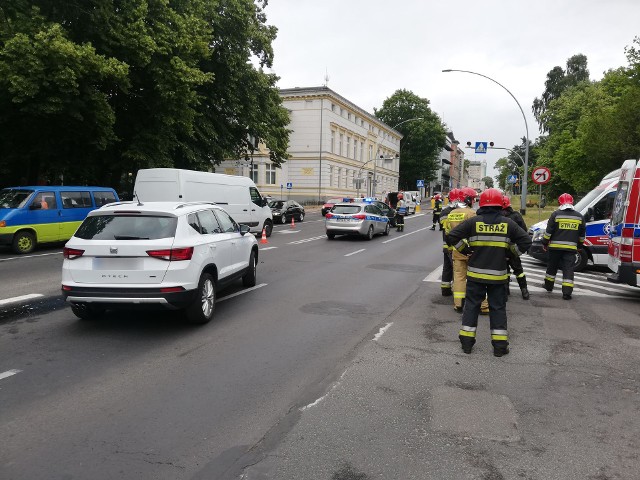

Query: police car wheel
left=327, top=233, right=335, bottom=240
left=365, top=225, right=374, bottom=240
left=574, top=249, right=588, bottom=272
left=383, top=223, right=390, bottom=236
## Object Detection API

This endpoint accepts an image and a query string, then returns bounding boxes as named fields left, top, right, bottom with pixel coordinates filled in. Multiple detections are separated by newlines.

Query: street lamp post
left=359, top=117, right=424, bottom=199
left=442, top=69, right=530, bottom=214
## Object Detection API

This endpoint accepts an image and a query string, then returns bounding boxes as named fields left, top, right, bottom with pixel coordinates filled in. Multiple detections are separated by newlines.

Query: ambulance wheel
left=12, top=230, right=36, bottom=254
left=365, top=225, right=374, bottom=240
left=573, top=249, right=588, bottom=272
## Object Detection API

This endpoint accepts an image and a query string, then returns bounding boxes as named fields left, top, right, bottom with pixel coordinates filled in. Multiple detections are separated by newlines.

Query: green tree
left=481, top=176, right=493, bottom=188
left=0, top=0, right=290, bottom=189
left=374, top=89, right=446, bottom=190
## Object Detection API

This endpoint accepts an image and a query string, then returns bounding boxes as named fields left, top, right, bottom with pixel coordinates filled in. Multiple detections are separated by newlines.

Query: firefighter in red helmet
left=431, top=194, right=443, bottom=230
left=541, top=193, right=586, bottom=299
left=447, top=188, right=531, bottom=356
left=437, top=189, right=461, bottom=296
left=395, top=193, right=406, bottom=232
left=501, top=195, right=530, bottom=300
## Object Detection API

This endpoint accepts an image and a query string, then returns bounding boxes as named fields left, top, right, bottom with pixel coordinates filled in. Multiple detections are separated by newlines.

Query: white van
left=134, top=168, right=274, bottom=236
left=403, top=191, right=419, bottom=215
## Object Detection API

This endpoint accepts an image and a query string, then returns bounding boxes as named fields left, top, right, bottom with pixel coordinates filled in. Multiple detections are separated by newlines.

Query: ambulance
left=607, top=159, right=640, bottom=287
left=528, top=168, right=620, bottom=271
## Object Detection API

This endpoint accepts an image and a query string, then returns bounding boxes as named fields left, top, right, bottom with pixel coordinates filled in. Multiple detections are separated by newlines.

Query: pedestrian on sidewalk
left=447, top=188, right=531, bottom=357
left=430, top=194, right=443, bottom=230
left=541, top=193, right=586, bottom=300
left=501, top=195, right=530, bottom=300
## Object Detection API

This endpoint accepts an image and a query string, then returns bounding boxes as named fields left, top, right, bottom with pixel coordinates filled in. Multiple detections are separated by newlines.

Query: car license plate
left=93, top=258, right=142, bottom=270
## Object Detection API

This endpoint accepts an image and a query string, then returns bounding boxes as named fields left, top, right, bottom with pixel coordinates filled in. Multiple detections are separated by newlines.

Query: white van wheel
left=264, top=220, right=273, bottom=237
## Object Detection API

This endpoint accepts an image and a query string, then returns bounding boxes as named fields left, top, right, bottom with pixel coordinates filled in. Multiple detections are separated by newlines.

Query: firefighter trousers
left=507, top=254, right=528, bottom=292
left=453, top=256, right=488, bottom=312
left=459, top=280, right=508, bottom=351
left=441, top=249, right=453, bottom=294
left=544, top=250, right=575, bottom=296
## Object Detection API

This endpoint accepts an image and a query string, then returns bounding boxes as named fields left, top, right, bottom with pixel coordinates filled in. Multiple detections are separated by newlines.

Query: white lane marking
left=300, top=370, right=348, bottom=411
left=381, top=227, right=429, bottom=243
left=217, top=283, right=267, bottom=303
left=424, top=266, right=443, bottom=282
left=405, top=213, right=426, bottom=219
left=259, top=246, right=278, bottom=251
left=344, top=249, right=366, bottom=257
left=0, top=369, right=22, bottom=381
left=0, top=252, right=62, bottom=262
left=0, top=293, right=44, bottom=306
left=288, top=235, right=326, bottom=245
left=374, top=322, right=393, bottom=341
left=525, top=285, right=635, bottom=299
left=277, top=230, right=301, bottom=234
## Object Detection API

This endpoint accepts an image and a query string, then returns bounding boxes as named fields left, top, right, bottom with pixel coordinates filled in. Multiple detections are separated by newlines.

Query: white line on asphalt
left=0, top=252, right=62, bottom=262
left=300, top=370, right=347, bottom=411
left=424, top=266, right=443, bottom=282
left=0, top=293, right=44, bottom=306
left=259, top=247, right=278, bottom=251
left=0, top=369, right=22, bottom=381
left=277, top=230, right=301, bottom=234
left=405, top=213, right=426, bottom=219
left=381, top=227, right=429, bottom=243
left=288, top=235, right=326, bottom=245
left=373, top=322, right=393, bottom=341
left=525, top=285, right=635, bottom=299
left=217, top=283, right=267, bottom=303
left=344, top=249, right=366, bottom=257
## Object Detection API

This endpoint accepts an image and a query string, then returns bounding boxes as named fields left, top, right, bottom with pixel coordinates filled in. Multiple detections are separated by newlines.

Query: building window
left=360, top=142, right=364, bottom=161
left=331, top=130, right=335, bottom=154
left=329, top=166, right=334, bottom=187
left=339, top=134, right=343, bottom=157
left=347, top=112, right=351, bottom=121
left=353, top=139, right=358, bottom=159
left=250, top=163, right=259, bottom=183
left=369, top=145, right=373, bottom=162
left=331, top=103, right=335, bottom=112
left=337, top=168, right=342, bottom=188
left=346, top=136, right=351, bottom=159
left=265, top=164, right=276, bottom=184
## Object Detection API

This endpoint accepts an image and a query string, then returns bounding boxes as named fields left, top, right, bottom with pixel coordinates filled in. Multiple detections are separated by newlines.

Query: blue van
left=0, top=186, right=119, bottom=254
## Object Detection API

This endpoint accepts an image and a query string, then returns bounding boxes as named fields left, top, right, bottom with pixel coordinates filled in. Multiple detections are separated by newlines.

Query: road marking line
left=424, top=266, right=443, bottom=282
left=0, top=293, right=44, bottom=306
left=288, top=235, right=326, bottom=245
left=0, top=369, right=22, bottom=381
left=405, top=213, right=425, bottom=219
left=381, top=227, right=429, bottom=243
left=260, top=247, right=278, bottom=251
left=344, top=249, right=365, bottom=257
left=217, top=283, right=267, bottom=303
left=0, top=252, right=62, bottom=262
left=277, top=230, right=301, bottom=234
left=374, top=322, right=393, bottom=341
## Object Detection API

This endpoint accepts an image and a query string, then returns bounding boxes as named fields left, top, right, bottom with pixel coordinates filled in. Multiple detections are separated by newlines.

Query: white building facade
left=217, top=86, right=402, bottom=204
left=468, top=160, right=488, bottom=191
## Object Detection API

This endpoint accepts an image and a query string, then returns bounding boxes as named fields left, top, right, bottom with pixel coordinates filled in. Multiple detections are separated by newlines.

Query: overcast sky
left=264, top=0, right=640, bottom=178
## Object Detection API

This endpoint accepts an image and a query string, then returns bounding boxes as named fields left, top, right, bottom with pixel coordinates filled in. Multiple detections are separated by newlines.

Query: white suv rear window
left=75, top=215, right=177, bottom=240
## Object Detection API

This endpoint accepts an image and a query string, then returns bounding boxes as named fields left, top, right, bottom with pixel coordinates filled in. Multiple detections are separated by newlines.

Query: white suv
left=61, top=201, right=258, bottom=324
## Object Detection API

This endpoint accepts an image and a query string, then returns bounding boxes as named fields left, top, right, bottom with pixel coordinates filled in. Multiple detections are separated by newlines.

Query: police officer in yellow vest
left=447, top=188, right=532, bottom=357
left=444, top=187, right=489, bottom=314
left=541, top=193, right=586, bottom=300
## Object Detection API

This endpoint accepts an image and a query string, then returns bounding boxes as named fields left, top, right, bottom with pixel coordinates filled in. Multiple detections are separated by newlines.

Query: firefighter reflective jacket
left=446, top=207, right=532, bottom=284
left=501, top=207, right=527, bottom=231
left=439, top=203, right=458, bottom=252
left=445, top=206, right=476, bottom=260
left=542, top=207, right=586, bottom=251
left=434, top=199, right=443, bottom=214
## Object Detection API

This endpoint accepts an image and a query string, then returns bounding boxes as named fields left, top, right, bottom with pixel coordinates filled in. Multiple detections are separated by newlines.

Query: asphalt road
left=0, top=211, right=440, bottom=479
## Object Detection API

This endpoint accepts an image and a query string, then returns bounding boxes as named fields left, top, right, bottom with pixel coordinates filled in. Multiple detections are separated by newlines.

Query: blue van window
left=93, top=191, right=116, bottom=207
left=61, top=191, right=91, bottom=208
left=32, top=192, right=58, bottom=209
left=0, top=189, right=33, bottom=208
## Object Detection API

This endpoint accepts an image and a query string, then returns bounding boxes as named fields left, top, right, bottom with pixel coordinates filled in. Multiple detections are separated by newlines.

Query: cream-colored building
left=468, top=160, right=488, bottom=191
left=217, top=86, right=402, bottom=204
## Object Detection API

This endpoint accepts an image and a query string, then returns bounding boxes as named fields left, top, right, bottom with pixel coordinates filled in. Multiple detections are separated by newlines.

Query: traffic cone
left=291, top=215, right=295, bottom=228
left=260, top=227, right=268, bottom=244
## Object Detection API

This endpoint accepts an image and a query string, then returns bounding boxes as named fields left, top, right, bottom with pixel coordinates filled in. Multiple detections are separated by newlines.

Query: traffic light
left=466, top=141, right=472, bottom=147
left=489, top=141, right=494, bottom=147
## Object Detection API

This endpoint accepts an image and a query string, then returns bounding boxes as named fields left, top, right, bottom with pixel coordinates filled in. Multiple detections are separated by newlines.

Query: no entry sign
left=531, top=167, right=551, bottom=185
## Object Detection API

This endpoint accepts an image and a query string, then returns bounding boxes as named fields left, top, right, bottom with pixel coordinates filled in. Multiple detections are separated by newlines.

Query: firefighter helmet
left=447, top=189, right=461, bottom=202
left=479, top=188, right=504, bottom=207
left=558, top=193, right=574, bottom=205
left=502, top=195, right=511, bottom=208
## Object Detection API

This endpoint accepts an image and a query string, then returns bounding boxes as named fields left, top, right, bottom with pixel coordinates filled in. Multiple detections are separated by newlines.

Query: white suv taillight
left=146, top=247, right=194, bottom=261
left=63, top=247, right=85, bottom=259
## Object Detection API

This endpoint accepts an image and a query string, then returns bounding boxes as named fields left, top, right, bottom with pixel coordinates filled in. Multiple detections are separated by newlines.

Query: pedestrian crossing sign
left=416, top=180, right=424, bottom=187
left=475, top=142, right=488, bottom=154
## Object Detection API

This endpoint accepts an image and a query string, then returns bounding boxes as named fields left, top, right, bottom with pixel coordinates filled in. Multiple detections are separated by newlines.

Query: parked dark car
left=269, top=200, right=305, bottom=224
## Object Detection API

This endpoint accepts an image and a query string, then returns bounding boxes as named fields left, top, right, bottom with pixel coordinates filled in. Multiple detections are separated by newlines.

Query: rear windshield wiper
left=113, top=235, right=150, bottom=240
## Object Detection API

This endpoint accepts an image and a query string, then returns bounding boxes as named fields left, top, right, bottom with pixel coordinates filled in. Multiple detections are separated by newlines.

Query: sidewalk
left=243, top=276, right=640, bottom=479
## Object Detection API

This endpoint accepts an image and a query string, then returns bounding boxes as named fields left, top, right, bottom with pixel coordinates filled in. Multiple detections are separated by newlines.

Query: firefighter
left=445, top=188, right=489, bottom=314
left=438, top=189, right=461, bottom=296
left=430, top=194, right=443, bottom=230
left=541, top=193, right=586, bottom=300
left=395, top=193, right=406, bottom=232
left=447, top=188, right=531, bottom=356
left=501, top=195, right=530, bottom=300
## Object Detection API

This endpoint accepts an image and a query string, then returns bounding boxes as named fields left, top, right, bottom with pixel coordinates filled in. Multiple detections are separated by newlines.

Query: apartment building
left=217, top=86, right=402, bottom=204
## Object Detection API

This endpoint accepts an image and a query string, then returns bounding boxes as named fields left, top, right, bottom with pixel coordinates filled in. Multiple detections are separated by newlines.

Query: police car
left=360, top=197, right=397, bottom=227
left=325, top=202, right=390, bottom=240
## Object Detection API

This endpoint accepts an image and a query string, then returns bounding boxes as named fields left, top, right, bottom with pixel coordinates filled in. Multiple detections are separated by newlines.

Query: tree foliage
left=374, top=89, right=446, bottom=190
left=481, top=176, right=493, bottom=188
left=0, top=0, right=290, bottom=190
